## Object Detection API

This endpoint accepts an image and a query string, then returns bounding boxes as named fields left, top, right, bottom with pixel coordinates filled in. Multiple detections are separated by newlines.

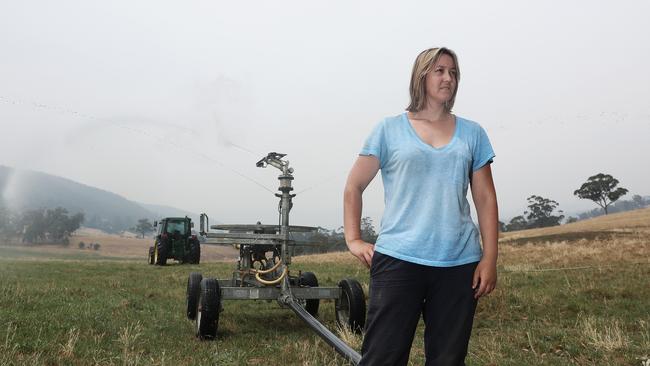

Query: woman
left=343, top=47, right=498, bottom=366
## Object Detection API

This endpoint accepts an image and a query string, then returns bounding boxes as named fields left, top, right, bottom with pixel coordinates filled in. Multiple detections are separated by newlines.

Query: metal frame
left=197, top=152, right=361, bottom=364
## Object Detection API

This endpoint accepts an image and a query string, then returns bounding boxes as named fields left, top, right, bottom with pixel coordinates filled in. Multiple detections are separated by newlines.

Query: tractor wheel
left=148, top=246, right=154, bottom=265
left=196, top=278, right=220, bottom=340
left=335, top=278, right=366, bottom=333
left=154, top=240, right=168, bottom=266
left=298, top=272, right=319, bottom=317
left=189, top=240, right=201, bottom=264
left=186, top=272, right=202, bottom=320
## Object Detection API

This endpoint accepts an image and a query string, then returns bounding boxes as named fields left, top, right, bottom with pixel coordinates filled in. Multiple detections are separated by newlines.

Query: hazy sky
left=1, top=1, right=649, bottom=230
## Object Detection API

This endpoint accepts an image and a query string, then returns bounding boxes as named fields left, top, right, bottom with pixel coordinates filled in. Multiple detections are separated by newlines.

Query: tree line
left=0, top=204, right=84, bottom=245
left=291, top=217, right=379, bottom=256
left=501, top=173, right=647, bottom=232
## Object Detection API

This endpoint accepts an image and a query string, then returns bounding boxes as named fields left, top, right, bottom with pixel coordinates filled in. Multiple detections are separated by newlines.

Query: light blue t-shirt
left=360, top=112, right=495, bottom=267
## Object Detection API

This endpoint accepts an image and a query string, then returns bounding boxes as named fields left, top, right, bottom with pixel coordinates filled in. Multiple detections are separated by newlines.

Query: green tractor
left=148, top=217, right=201, bottom=265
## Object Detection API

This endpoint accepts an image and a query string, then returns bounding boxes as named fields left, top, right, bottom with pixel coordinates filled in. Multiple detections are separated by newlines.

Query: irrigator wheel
left=196, top=278, right=220, bottom=340
left=336, top=278, right=366, bottom=334
left=186, top=272, right=203, bottom=320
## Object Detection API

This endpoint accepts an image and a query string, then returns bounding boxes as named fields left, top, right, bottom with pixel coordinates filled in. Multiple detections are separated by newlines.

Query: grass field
left=1, top=208, right=649, bottom=365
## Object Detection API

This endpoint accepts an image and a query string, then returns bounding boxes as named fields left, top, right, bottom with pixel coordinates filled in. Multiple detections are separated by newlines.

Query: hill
left=500, top=206, right=650, bottom=245
left=0, top=165, right=196, bottom=233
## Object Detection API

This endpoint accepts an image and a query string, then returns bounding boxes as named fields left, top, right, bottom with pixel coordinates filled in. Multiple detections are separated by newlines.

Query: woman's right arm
left=343, top=155, right=380, bottom=268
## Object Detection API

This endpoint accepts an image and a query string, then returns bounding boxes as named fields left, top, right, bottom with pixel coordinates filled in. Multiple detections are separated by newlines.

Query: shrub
left=78, top=241, right=85, bottom=249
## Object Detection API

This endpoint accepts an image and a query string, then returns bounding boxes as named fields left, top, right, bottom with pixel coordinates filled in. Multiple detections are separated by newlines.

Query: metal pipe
left=279, top=173, right=293, bottom=265
left=258, top=153, right=361, bottom=363
left=284, top=296, right=361, bottom=365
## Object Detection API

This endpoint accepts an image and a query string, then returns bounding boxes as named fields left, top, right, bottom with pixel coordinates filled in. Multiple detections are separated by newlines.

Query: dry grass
left=580, top=316, right=628, bottom=352
left=75, top=228, right=239, bottom=261
left=499, top=231, right=649, bottom=270
left=294, top=250, right=359, bottom=265
left=0, top=227, right=239, bottom=262
left=500, top=207, right=650, bottom=242
left=297, top=208, right=650, bottom=268
left=300, top=234, right=649, bottom=271
left=335, top=324, right=364, bottom=351
left=285, top=338, right=344, bottom=366
left=118, top=322, right=144, bottom=366
left=640, top=320, right=650, bottom=350
left=296, top=209, right=650, bottom=273
left=59, top=328, right=80, bottom=359
left=468, top=329, right=503, bottom=365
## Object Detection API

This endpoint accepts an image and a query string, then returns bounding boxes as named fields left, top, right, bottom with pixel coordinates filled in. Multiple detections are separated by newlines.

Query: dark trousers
left=359, top=252, right=479, bottom=366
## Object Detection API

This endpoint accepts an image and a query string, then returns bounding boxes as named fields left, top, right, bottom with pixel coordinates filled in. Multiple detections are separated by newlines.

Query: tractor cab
left=164, top=219, right=190, bottom=239
left=148, top=217, right=200, bottom=265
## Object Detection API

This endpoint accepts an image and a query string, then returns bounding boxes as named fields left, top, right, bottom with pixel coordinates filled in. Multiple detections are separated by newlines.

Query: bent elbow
left=344, top=183, right=363, bottom=201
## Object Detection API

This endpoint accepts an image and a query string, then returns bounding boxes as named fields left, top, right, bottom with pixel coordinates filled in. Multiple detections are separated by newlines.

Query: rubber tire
left=154, top=239, right=168, bottom=266
left=148, top=246, right=154, bottom=265
left=196, top=278, right=220, bottom=340
left=186, top=272, right=203, bottom=320
left=299, top=272, right=319, bottom=317
left=335, top=278, right=366, bottom=334
left=189, top=240, right=201, bottom=264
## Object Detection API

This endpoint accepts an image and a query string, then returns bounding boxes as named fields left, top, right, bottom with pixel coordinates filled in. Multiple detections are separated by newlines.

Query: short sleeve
left=472, top=125, right=495, bottom=171
left=359, top=119, right=387, bottom=168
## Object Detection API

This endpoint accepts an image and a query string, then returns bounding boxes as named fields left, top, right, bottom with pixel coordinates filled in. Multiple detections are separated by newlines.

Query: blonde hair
left=406, top=47, right=460, bottom=113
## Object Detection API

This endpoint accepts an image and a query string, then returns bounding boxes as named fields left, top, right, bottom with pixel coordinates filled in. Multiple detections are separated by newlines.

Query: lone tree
left=524, top=195, right=564, bottom=228
left=132, top=218, right=154, bottom=238
left=574, top=173, right=628, bottom=215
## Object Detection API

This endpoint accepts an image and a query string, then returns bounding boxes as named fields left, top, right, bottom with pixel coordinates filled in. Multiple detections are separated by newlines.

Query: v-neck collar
left=403, top=112, right=459, bottom=151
